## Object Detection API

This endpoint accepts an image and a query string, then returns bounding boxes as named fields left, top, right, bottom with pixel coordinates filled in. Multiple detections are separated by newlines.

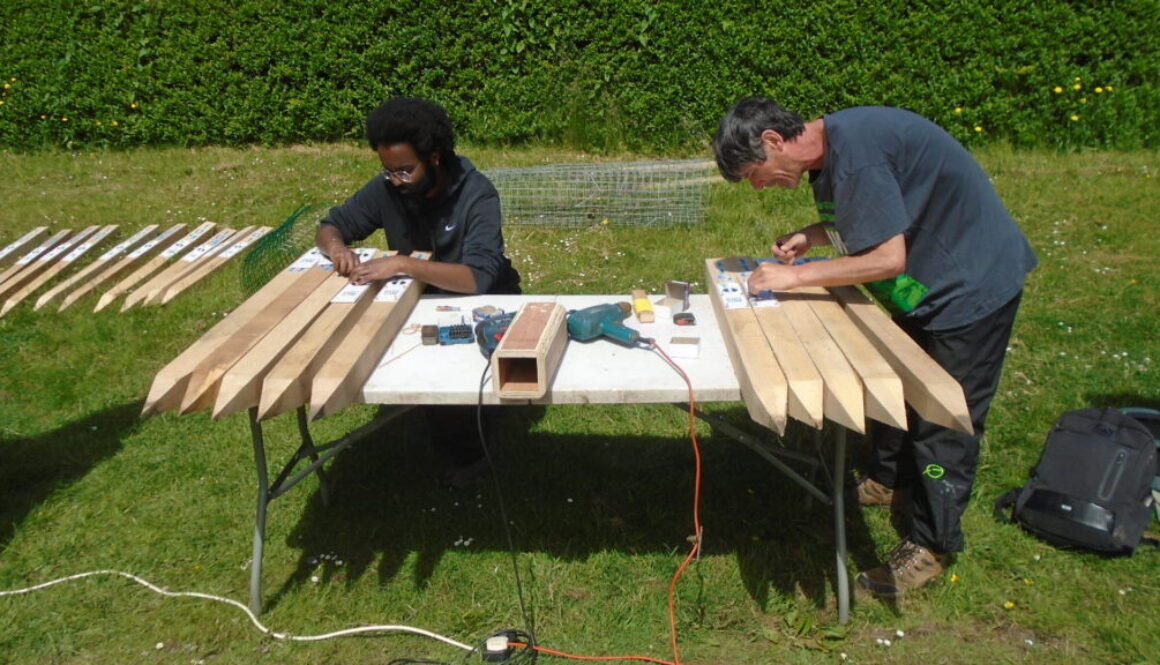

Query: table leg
left=296, top=406, right=330, bottom=507
left=832, top=427, right=850, bottom=624
left=248, top=407, right=270, bottom=615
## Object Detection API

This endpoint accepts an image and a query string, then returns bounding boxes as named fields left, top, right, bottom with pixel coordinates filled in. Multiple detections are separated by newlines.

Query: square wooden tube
left=491, top=301, right=567, bottom=399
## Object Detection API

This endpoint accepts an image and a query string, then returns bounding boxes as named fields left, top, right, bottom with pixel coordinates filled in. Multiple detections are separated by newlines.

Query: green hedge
left=1, top=0, right=1156, bottom=152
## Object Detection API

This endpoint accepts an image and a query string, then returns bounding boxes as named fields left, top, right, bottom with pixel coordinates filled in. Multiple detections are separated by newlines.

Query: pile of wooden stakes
left=141, top=249, right=426, bottom=422
left=706, top=257, right=973, bottom=437
left=0, top=223, right=271, bottom=316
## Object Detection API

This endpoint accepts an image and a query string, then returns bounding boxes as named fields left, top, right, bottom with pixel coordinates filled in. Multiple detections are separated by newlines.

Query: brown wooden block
left=491, top=301, right=567, bottom=400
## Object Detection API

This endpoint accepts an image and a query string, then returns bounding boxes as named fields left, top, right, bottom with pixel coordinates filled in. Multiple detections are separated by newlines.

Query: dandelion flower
left=2, top=83, right=9, bottom=90
left=1070, top=115, right=1080, bottom=122
left=950, top=574, right=961, bottom=583
left=1095, top=87, right=1104, bottom=93
left=1073, top=83, right=1082, bottom=90
left=954, top=107, right=963, bottom=114
left=974, top=126, right=983, bottom=132
left=1074, top=76, right=1082, bottom=81
left=1053, top=86, right=1063, bottom=93
left=1003, top=601, right=1016, bottom=610
left=0, top=100, right=4, bottom=106
left=1106, top=85, right=1114, bottom=92
left=111, top=120, right=119, bottom=126
left=61, top=116, right=68, bottom=122
left=130, top=102, right=139, bottom=110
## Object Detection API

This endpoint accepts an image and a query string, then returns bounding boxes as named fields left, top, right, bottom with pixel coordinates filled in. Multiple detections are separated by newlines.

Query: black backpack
left=994, top=407, right=1159, bottom=554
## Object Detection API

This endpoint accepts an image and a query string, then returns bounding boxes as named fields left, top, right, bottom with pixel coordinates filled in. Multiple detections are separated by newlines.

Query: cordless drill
left=565, top=302, right=648, bottom=347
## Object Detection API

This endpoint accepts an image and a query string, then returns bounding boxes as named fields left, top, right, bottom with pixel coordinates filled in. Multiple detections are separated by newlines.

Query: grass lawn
left=0, top=143, right=1157, bottom=665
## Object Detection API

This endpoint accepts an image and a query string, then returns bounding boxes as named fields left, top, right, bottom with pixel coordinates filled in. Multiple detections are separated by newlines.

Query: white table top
left=361, top=294, right=742, bottom=405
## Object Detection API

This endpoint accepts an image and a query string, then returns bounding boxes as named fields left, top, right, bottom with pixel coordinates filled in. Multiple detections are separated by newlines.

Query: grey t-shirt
left=809, top=106, right=1037, bottom=330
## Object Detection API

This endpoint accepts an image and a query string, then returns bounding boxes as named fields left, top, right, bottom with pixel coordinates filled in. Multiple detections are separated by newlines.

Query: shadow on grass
left=269, top=405, right=887, bottom=615
left=0, top=401, right=142, bottom=553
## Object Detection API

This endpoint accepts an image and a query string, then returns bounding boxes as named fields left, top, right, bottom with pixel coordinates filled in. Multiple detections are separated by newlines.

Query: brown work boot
left=855, top=476, right=897, bottom=506
left=857, top=540, right=951, bottom=598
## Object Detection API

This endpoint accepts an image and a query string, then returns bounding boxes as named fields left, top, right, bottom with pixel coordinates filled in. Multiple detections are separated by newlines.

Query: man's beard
left=397, top=162, right=437, bottom=199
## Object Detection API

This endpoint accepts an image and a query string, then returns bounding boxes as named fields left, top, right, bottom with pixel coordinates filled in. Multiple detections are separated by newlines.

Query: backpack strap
left=993, top=488, right=1021, bottom=524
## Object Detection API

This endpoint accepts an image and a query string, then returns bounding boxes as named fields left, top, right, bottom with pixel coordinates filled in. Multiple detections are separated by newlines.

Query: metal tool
left=474, top=310, right=516, bottom=358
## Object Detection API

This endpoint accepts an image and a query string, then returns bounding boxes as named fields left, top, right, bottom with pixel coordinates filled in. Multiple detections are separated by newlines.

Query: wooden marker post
left=141, top=248, right=326, bottom=417
left=155, top=226, right=271, bottom=306
left=0, top=226, right=102, bottom=313
left=773, top=289, right=866, bottom=434
left=176, top=259, right=335, bottom=415
left=212, top=252, right=363, bottom=419
left=0, top=229, right=74, bottom=293
left=309, top=256, right=427, bottom=420
left=122, top=226, right=237, bottom=311
left=0, top=227, right=50, bottom=270
left=794, top=286, right=907, bottom=430
left=95, top=222, right=212, bottom=312
left=705, top=258, right=790, bottom=434
left=828, top=284, right=973, bottom=434
left=257, top=250, right=383, bottom=420
left=491, top=301, right=567, bottom=400
left=62, top=223, right=186, bottom=311
left=35, top=225, right=158, bottom=311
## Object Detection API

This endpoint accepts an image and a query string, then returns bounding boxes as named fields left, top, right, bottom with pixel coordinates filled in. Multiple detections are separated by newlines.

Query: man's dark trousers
left=868, top=292, right=1023, bottom=554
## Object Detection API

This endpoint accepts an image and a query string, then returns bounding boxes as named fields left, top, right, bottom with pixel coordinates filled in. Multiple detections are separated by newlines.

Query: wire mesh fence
left=484, top=159, right=716, bottom=227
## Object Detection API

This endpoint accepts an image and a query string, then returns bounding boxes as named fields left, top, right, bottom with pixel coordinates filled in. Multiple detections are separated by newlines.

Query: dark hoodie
left=320, top=155, right=521, bottom=294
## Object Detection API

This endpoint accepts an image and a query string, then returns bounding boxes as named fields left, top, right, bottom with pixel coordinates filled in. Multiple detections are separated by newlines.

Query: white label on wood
left=218, top=227, right=270, bottom=259
left=288, top=248, right=324, bottom=272
left=181, top=229, right=235, bottom=262
left=40, top=240, right=77, bottom=262
left=375, top=276, right=415, bottom=302
left=0, top=228, right=47, bottom=262
left=130, top=225, right=186, bottom=259
left=63, top=227, right=116, bottom=262
left=161, top=224, right=215, bottom=258
left=715, top=280, right=749, bottom=309
left=98, top=226, right=155, bottom=261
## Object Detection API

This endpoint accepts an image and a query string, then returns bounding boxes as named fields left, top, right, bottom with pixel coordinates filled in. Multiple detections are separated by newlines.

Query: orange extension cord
left=511, top=340, right=703, bottom=665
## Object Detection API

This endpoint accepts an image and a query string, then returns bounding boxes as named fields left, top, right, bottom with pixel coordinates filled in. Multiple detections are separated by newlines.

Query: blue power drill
left=565, top=302, right=647, bottom=347
left=474, top=311, right=516, bottom=358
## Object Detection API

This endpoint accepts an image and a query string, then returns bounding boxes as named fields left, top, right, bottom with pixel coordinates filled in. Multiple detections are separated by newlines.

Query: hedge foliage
left=1, top=0, right=1157, bottom=152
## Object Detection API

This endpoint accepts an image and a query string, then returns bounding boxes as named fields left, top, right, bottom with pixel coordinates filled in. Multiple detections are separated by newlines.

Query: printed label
left=375, top=276, right=413, bottom=302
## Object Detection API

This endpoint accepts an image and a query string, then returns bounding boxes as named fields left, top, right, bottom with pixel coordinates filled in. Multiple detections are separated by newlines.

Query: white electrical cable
left=0, top=569, right=474, bottom=650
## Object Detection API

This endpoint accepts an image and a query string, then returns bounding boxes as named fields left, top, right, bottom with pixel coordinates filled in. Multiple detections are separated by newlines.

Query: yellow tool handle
left=631, top=289, right=655, bottom=323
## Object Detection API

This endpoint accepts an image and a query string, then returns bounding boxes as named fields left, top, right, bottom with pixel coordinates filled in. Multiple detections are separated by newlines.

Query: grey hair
left=713, top=97, right=805, bottom=182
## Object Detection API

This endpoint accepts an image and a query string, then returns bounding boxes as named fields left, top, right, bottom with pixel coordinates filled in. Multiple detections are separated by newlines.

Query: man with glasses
left=316, top=97, right=521, bottom=488
left=712, top=98, right=1037, bottom=598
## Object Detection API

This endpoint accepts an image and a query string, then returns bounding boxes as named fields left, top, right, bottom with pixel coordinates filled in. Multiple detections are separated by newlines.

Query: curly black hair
left=365, top=97, right=456, bottom=161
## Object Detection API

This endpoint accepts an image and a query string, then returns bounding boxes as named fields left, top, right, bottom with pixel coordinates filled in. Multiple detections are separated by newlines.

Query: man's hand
left=348, top=255, right=409, bottom=285
left=328, top=246, right=362, bottom=277
left=747, top=262, right=800, bottom=293
left=772, top=231, right=810, bottom=264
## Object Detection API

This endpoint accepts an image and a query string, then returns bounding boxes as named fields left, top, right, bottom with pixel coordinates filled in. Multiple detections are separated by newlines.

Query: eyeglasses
left=382, top=164, right=418, bottom=183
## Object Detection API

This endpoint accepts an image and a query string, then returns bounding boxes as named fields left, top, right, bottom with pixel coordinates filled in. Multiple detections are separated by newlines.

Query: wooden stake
left=35, top=225, right=158, bottom=311
left=212, top=255, right=356, bottom=419
left=62, top=223, right=186, bottom=311
left=491, top=301, right=568, bottom=399
left=0, top=228, right=73, bottom=292
left=774, top=288, right=865, bottom=433
left=122, top=226, right=237, bottom=311
left=828, top=285, right=973, bottom=434
left=94, top=222, right=212, bottom=312
left=256, top=252, right=384, bottom=421
left=794, top=286, right=907, bottom=430
left=309, top=259, right=427, bottom=420
left=704, top=258, right=789, bottom=434
left=0, top=227, right=50, bottom=269
left=140, top=248, right=324, bottom=418
left=0, top=226, right=103, bottom=314
left=154, top=226, right=271, bottom=306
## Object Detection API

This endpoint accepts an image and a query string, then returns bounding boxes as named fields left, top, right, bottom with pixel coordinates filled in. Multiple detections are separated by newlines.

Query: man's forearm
left=315, top=224, right=349, bottom=258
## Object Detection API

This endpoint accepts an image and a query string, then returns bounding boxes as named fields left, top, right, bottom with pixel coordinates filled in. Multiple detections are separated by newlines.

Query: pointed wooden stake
left=155, top=226, right=271, bottom=306
left=828, top=285, right=973, bottom=434
left=140, top=248, right=325, bottom=418
left=61, top=223, right=185, bottom=312
left=35, top=225, right=157, bottom=311
left=122, top=225, right=235, bottom=311
left=0, top=227, right=50, bottom=270
left=257, top=266, right=384, bottom=421
left=212, top=258, right=354, bottom=419
left=0, top=229, right=74, bottom=294
left=1, top=226, right=111, bottom=316
left=93, top=222, right=211, bottom=312
left=309, top=261, right=427, bottom=421
left=704, top=258, right=789, bottom=434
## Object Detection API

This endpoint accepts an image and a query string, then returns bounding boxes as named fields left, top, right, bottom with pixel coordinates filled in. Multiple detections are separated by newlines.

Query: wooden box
left=491, top=301, right=567, bottom=399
